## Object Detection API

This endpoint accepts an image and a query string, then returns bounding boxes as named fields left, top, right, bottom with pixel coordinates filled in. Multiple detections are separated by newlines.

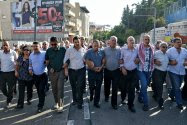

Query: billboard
left=11, top=0, right=64, bottom=33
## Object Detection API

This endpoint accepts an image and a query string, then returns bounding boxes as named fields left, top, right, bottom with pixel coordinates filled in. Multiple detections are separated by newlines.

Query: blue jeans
left=137, top=71, right=152, bottom=106
left=168, top=72, right=184, bottom=105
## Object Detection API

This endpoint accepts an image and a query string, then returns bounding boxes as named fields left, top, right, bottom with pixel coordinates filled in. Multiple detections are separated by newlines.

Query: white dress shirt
left=64, top=47, right=86, bottom=70
left=120, top=46, right=138, bottom=71
left=154, top=50, right=169, bottom=72
left=0, top=50, right=18, bottom=72
left=167, top=47, right=187, bottom=75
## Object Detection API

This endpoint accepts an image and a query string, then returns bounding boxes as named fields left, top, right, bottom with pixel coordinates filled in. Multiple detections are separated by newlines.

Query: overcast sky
left=71, top=0, right=142, bottom=26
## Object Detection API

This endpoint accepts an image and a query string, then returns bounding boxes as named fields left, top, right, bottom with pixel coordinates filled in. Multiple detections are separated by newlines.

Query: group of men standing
left=0, top=34, right=187, bottom=114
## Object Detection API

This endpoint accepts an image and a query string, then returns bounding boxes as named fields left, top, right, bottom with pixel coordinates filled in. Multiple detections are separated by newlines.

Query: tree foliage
left=93, top=0, right=177, bottom=44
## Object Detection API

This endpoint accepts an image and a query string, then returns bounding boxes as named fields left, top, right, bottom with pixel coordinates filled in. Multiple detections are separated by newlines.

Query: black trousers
left=17, top=80, right=33, bottom=106
left=69, top=67, right=86, bottom=106
left=104, top=68, right=120, bottom=106
left=182, top=69, right=187, bottom=100
left=119, top=73, right=126, bottom=101
left=0, top=71, right=16, bottom=103
left=152, top=69, right=167, bottom=104
left=88, top=70, right=103, bottom=104
left=33, top=73, right=48, bottom=108
left=120, top=69, right=138, bottom=107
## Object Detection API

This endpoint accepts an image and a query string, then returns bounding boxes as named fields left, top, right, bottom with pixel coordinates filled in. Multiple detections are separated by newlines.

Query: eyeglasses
left=51, top=44, right=57, bottom=46
left=176, top=42, right=182, bottom=44
left=32, top=45, right=38, bottom=48
left=24, top=49, right=29, bottom=51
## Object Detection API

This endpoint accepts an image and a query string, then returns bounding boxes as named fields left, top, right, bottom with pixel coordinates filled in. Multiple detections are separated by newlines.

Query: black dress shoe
left=105, top=97, right=109, bottom=102
left=16, top=105, right=23, bottom=109
left=37, top=107, right=43, bottom=113
left=14, top=89, right=17, bottom=95
left=142, top=105, right=149, bottom=111
left=94, top=103, right=100, bottom=108
left=152, top=94, right=157, bottom=101
left=138, top=97, right=143, bottom=103
left=90, top=96, right=93, bottom=102
left=27, top=100, right=31, bottom=105
left=77, top=105, right=82, bottom=109
left=112, top=105, right=118, bottom=110
left=72, top=101, right=77, bottom=105
left=177, top=104, right=183, bottom=110
left=129, top=107, right=136, bottom=113
left=169, top=95, right=175, bottom=102
left=159, top=105, right=164, bottom=110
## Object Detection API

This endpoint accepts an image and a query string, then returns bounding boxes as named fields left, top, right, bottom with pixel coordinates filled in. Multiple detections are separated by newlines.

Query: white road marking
left=67, top=120, right=74, bottom=125
left=84, top=102, right=90, bottom=120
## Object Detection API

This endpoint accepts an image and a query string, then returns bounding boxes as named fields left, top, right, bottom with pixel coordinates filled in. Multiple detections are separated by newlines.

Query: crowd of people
left=0, top=34, right=187, bottom=114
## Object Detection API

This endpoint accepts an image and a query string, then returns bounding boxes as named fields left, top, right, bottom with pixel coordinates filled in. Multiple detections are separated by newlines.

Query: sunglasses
left=162, top=46, right=167, bottom=49
left=24, top=49, right=29, bottom=51
left=144, top=39, right=150, bottom=41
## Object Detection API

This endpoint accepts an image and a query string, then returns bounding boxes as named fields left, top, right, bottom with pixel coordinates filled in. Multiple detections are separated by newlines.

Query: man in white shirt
left=152, top=42, right=169, bottom=109
left=0, top=41, right=18, bottom=108
left=64, top=36, right=86, bottom=109
left=120, top=36, right=139, bottom=113
left=42, top=41, right=49, bottom=51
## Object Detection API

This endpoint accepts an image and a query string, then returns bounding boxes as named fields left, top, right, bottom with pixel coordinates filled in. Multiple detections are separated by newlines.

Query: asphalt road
left=0, top=81, right=72, bottom=125
left=1, top=81, right=187, bottom=125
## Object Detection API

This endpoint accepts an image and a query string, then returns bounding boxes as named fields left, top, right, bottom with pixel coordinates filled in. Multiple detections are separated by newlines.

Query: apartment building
left=89, top=22, right=112, bottom=38
left=0, top=0, right=90, bottom=41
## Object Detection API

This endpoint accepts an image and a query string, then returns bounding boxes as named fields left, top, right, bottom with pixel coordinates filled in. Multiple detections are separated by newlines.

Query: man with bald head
left=0, top=41, right=18, bottom=108
left=103, top=36, right=121, bottom=110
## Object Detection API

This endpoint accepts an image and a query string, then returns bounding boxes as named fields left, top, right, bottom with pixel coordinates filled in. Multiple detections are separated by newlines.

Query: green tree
left=92, top=0, right=177, bottom=44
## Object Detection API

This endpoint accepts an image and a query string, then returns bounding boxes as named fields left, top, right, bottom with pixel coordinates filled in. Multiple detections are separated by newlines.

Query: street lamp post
left=153, top=7, right=157, bottom=44
left=34, top=0, right=37, bottom=41
left=132, top=6, right=157, bottom=43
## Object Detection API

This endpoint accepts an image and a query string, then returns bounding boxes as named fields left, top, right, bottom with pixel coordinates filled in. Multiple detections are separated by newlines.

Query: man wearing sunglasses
left=152, top=42, right=169, bottom=109
left=45, top=37, right=66, bottom=113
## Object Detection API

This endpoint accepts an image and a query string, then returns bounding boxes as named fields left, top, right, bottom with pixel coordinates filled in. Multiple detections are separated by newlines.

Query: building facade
left=0, top=0, right=90, bottom=41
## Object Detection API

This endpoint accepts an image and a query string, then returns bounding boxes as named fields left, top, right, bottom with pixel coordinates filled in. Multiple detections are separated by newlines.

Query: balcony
left=66, top=20, right=76, bottom=27
left=65, top=9, right=75, bottom=17
left=65, top=2, right=75, bottom=9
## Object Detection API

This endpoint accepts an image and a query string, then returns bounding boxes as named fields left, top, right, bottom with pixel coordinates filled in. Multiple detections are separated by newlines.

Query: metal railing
left=165, top=0, right=187, bottom=23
